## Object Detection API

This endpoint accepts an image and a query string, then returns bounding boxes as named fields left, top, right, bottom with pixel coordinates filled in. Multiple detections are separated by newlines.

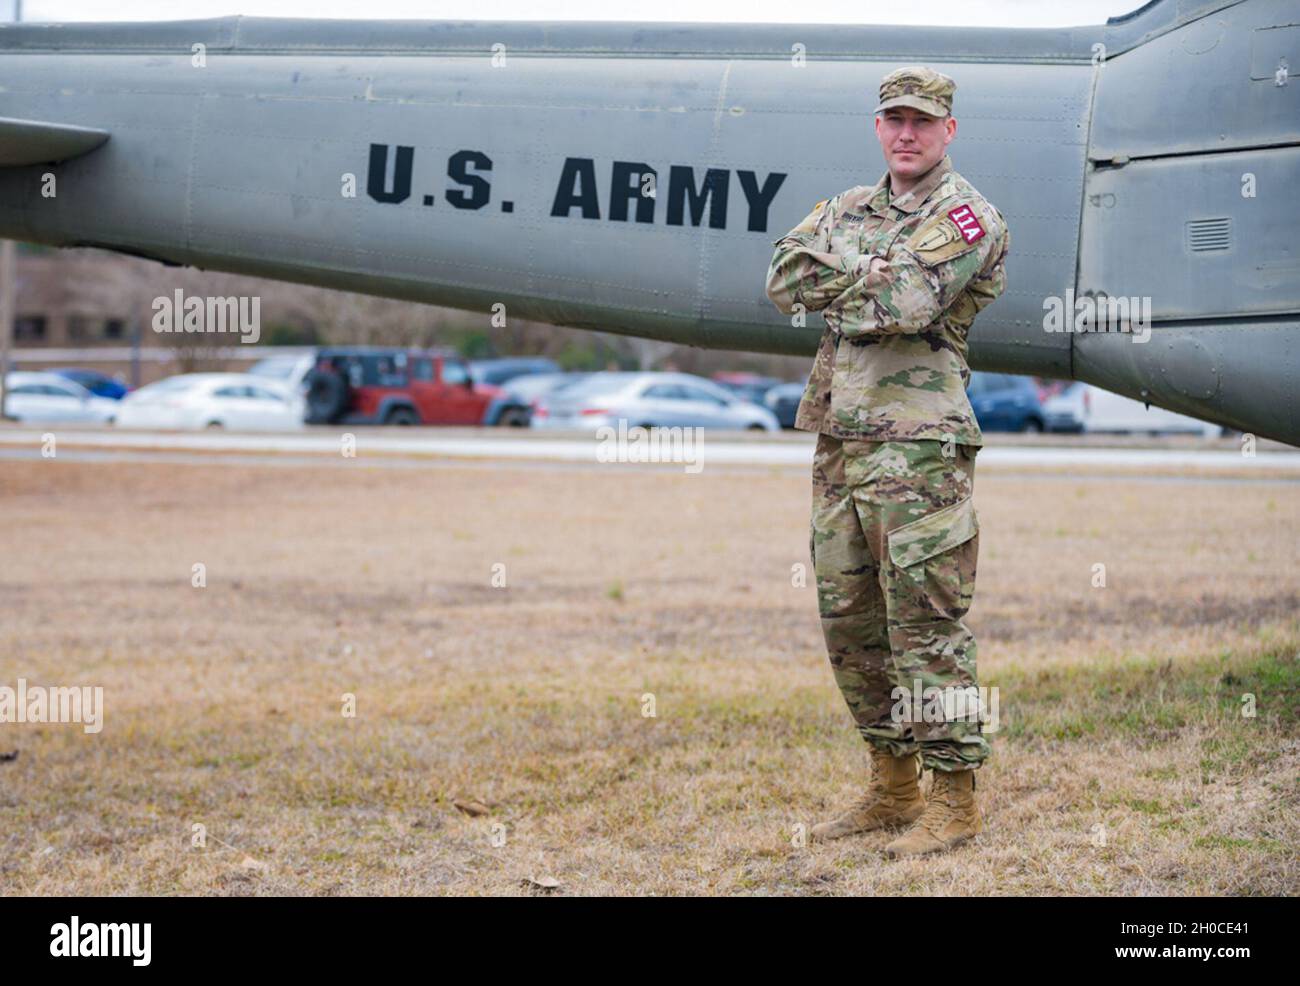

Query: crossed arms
left=764, top=202, right=1002, bottom=338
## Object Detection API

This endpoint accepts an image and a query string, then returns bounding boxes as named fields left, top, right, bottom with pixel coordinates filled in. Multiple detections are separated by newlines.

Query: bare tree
left=616, top=335, right=680, bottom=370
left=43, top=248, right=813, bottom=382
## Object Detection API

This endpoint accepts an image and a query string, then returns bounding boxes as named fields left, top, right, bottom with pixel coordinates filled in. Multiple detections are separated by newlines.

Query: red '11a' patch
left=947, top=204, right=986, bottom=244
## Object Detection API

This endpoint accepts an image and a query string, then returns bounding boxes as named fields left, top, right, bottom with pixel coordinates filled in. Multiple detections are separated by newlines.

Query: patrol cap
left=874, top=66, right=956, bottom=118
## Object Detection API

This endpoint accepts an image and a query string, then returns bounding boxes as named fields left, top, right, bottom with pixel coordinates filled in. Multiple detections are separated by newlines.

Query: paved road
left=0, top=427, right=1296, bottom=475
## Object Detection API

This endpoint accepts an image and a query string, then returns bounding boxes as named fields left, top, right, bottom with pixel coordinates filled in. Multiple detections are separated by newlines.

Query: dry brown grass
left=1, top=452, right=1296, bottom=895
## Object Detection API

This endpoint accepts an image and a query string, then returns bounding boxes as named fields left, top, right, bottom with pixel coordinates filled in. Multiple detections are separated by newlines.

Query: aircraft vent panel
left=1186, top=217, right=1233, bottom=252
left=1078, top=145, right=1300, bottom=320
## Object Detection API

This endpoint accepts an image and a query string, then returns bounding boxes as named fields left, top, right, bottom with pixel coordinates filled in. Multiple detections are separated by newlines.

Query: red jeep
left=303, top=347, right=501, bottom=425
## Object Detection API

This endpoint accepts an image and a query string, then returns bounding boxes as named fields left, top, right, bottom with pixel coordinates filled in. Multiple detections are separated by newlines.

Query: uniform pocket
left=887, top=497, right=979, bottom=623
left=888, top=496, right=978, bottom=568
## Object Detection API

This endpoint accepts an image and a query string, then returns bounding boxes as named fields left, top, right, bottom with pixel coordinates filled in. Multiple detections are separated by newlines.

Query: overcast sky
left=8, top=0, right=1143, bottom=28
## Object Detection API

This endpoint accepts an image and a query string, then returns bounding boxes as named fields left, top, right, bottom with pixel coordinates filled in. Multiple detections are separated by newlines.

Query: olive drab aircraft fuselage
left=0, top=0, right=1297, bottom=443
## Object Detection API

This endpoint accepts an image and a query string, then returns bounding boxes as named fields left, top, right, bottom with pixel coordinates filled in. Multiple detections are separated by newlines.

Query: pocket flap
left=888, top=497, right=978, bottom=568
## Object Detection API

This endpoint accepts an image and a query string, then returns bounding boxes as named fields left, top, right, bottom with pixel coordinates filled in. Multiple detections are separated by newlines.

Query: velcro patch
left=907, top=212, right=976, bottom=266
left=947, top=204, right=986, bottom=244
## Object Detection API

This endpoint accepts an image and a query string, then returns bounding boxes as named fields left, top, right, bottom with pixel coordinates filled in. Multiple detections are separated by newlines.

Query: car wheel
left=747, top=423, right=767, bottom=431
left=1022, top=417, right=1044, bottom=433
left=384, top=407, right=419, bottom=426
left=498, top=407, right=529, bottom=427
left=206, top=420, right=223, bottom=429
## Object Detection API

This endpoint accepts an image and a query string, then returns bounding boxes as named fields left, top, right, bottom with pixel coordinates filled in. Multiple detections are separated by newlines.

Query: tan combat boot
left=810, top=748, right=925, bottom=841
left=884, top=767, right=981, bottom=858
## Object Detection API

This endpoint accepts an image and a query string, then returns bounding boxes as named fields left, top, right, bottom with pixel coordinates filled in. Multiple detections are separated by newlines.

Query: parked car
left=712, top=372, right=784, bottom=406
left=115, top=373, right=304, bottom=431
left=967, top=372, right=1045, bottom=432
left=1043, top=382, right=1223, bottom=436
left=763, top=382, right=805, bottom=429
left=248, top=352, right=315, bottom=394
left=532, top=372, right=780, bottom=431
left=1, top=371, right=119, bottom=424
left=469, top=357, right=560, bottom=387
left=51, top=368, right=131, bottom=400
left=1033, top=377, right=1072, bottom=404
left=483, top=371, right=589, bottom=427
left=303, top=347, right=502, bottom=425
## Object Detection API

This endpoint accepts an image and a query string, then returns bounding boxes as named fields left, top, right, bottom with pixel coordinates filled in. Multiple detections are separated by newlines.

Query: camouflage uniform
left=766, top=68, right=1009, bottom=774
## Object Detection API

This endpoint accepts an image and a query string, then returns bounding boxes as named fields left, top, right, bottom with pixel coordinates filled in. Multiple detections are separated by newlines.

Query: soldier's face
left=875, top=107, right=956, bottom=181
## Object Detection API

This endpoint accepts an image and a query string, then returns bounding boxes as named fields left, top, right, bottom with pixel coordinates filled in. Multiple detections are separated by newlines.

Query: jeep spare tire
left=305, top=368, right=349, bottom=424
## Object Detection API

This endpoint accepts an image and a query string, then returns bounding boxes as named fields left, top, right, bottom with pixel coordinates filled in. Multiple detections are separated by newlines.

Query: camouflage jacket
left=765, top=155, right=1009, bottom=446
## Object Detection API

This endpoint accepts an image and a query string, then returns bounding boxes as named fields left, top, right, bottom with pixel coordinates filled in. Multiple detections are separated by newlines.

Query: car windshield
left=250, top=358, right=297, bottom=379
left=477, top=366, right=522, bottom=385
left=548, top=373, right=633, bottom=400
left=132, top=377, right=203, bottom=398
left=505, top=374, right=575, bottom=399
left=726, top=385, right=766, bottom=403
left=475, top=361, right=555, bottom=385
left=15, top=378, right=85, bottom=398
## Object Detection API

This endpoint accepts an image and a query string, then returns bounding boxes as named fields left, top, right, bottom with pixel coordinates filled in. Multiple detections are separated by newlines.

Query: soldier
left=765, top=66, right=1009, bottom=858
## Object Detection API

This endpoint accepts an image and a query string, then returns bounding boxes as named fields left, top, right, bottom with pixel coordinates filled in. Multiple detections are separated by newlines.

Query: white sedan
left=1043, top=383, right=1224, bottom=437
left=115, top=373, right=305, bottom=431
left=1, top=371, right=119, bottom=424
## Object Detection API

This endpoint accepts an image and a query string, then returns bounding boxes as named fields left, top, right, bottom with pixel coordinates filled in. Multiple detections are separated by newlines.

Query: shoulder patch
left=946, top=204, right=986, bottom=244
left=907, top=212, right=974, bottom=266
left=813, top=198, right=829, bottom=212
left=906, top=198, right=998, bottom=266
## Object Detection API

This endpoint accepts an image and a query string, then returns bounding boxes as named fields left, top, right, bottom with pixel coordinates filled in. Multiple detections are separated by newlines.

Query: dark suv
left=304, top=347, right=502, bottom=426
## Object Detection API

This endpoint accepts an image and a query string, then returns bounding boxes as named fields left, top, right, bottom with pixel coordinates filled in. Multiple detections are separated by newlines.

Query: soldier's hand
left=841, top=252, right=888, bottom=281
left=861, top=254, right=891, bottom=278
left=826, top=255, right=889, bottom=313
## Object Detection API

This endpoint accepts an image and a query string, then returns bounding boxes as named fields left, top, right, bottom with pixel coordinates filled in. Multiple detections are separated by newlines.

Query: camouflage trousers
left=810, top=434, right=990, bottom=772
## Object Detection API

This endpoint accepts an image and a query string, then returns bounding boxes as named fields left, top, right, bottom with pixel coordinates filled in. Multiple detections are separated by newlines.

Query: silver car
left=1, top=371, right=119, bottom=424
left=532, top=372, right=780, bottom=431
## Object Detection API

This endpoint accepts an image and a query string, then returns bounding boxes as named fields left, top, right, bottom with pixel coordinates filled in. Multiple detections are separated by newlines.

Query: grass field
left=2, top=452, right=1297, bottom=895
